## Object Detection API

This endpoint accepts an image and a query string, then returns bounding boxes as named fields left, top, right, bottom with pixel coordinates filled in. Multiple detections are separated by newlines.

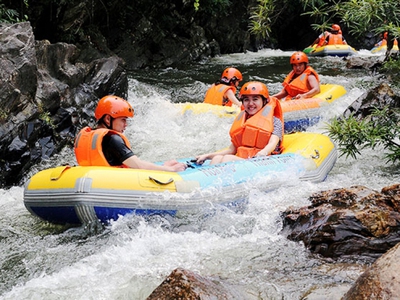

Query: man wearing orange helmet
left=196, top=81, right=283, bottom=165
left=272, top=51, right=320, bottom=100
left=325, top=24, right=347, bottom=45
left=74, top=95, right=187, bottom=171
left=203, top=67, right=243, bottom=107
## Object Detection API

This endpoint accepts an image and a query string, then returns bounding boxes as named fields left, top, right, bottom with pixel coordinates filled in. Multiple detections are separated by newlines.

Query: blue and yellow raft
left=179, top=83, right=347, bottom=132
left=24, top=132, right=337, bottom=226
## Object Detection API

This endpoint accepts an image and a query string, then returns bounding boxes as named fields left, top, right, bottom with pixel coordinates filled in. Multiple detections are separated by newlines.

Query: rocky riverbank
left=0, top=22, right=126, bottom=187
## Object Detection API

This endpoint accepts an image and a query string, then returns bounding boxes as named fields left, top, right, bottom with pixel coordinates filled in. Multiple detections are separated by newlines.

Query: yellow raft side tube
left=179, top=84, right=346, bottom=116
left=280, top=83, right=347, bottom=112
left=26, top=165, right=185, bottom=193
left=281, top=132, right=335, bottom=169
left=178, top=102, right=240, bottom=117
left=26, top=132, right=335, bottom=193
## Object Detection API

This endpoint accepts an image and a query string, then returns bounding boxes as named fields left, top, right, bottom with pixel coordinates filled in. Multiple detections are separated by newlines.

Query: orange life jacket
left=282, top=66, right=320, bottom=98
left=229, top=96, right=284, bottom=158
left=317, top=31, right=330, bottom=47
left=203, top=83, right=236, bottom=106
left=74, top=127, right=131, bottom=167
left=326, top=33, right=345, bottom=45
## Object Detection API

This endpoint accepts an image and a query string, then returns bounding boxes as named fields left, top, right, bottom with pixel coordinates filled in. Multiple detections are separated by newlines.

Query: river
left=1, top=49, right=399, bottom=299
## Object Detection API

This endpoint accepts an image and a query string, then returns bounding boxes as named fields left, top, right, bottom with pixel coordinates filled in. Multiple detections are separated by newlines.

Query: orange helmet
left=94, top=95, right=134, bottom=120
left=383, top=32, right=388, bottom=39
left=239, top=81, right=269, bottom=99
left=290, top=51, right=309, bottom=64
left=331, top=24, right=341, bottom=32
left=221, top=67, right=243, bottom=82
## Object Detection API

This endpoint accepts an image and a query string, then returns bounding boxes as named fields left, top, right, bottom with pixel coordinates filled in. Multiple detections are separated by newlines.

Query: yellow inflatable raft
left=24, top=132, right=337, bottom=226
left=307, top=44, right=358, bottom=57
left=371, top=44, right=387, bottom=55
left=179, top=83, right=347, bottom=132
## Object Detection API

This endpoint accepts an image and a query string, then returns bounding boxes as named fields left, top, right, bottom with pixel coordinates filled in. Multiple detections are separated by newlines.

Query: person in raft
left=374, top=31, right=388, bottom=48
left=74, top=95, right=187, bottom=171
left=203, top=67, right=243, bottom=107
left=325, top=24, right=347, bottom=45
left=272, top=51, right=320, bottom=100
left=311, top=30, right=331, bottom=48
left=195, top=81, right=283, bottom=165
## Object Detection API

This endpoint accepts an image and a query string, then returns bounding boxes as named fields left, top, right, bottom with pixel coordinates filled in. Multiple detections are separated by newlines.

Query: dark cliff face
left=7, top=0, right=322, bottom=70
left=3, top=0, right=369, bottom=71
left=19, top=0, right=256, bottom=70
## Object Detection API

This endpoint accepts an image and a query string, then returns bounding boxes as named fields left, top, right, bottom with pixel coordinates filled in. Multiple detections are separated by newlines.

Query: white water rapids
left=1, top=49, right=399, bottom=299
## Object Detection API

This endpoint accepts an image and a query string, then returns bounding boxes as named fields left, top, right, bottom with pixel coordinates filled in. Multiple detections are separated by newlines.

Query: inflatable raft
left=280, top=83, right=347, bottom=132
left=306, top=44, right=358, bottom=57
left=179, top=83, right=347, bottom=132
left=303, top=44, right=317, bottom=55
left=390, top=39, right=399, bottom=55
left=370, top=44, right=387, bottom=55
left=24, top=132, right=337, bottom=226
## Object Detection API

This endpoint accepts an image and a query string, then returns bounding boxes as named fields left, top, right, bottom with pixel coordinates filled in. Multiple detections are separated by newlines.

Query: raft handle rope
left=311, top=150, right=320, bottom=159
left=149, top=176, right=174, bottom=185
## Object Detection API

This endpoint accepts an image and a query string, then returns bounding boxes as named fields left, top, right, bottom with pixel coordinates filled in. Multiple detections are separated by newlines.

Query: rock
left=281, top=184, right=400, bottom=261
left=146, top=268, right=245, bottom=299
left=0, top=22, right=128, bottom=188
left=342, top=242, right=400, bottom=299
left=342, top=83, right=400, bottom=119
left=0, top=22, right=37, bottom=138
left=345, top=55, right=385, bottom=70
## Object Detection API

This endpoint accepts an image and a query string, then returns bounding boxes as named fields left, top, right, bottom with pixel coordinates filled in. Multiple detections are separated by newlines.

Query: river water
left=1, top=49, right=399, bottom=299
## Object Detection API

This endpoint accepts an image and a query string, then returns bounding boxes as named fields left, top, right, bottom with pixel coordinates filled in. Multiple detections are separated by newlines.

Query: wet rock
left=281, top=184, right=400, bottom=261
left=146, top=268, right=245, bottom=299
left=342, top=242, right=400, bottom=299
left=0, top=22, right=127, bottom=188
left=0, top=22, right=37, bottom=136
left=342, top=83, right=400, bottom=119
left=345, top=55, right=385, bottom=70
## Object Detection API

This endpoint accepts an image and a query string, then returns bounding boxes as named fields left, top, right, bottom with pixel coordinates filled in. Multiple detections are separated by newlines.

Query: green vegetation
left=194, top=0, right=199, bottom=11
left=303, top=0, right=400, bottom=38
left=249, top=0, right=275, bottom=39
left=249, top=0, right=400, bottom=43
left=196, top=0, right=233, bottom=16
left=37, top=101, right=55, bottom=128
left=0, top=1, right=28, bottom=23
left=381, top=57, right=400, bottom=86
left=327, top=107, right=400, bottom=163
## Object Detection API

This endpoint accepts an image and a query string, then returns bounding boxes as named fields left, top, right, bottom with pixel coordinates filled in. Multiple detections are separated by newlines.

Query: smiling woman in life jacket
left=272, top=51, right=320, bottom=100
left=203, top=67, right=243, bottom=107
left=74, top=95, right=187, bottom=171
left=196, top=81, right=283, bottom=165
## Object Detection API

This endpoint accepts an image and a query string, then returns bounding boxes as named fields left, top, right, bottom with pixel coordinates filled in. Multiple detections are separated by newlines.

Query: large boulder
left=281, top=184, right=400, bottom=261
left=0, top=22, right=127, bottom=188
left=342, top=242, right=400, bottom=299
